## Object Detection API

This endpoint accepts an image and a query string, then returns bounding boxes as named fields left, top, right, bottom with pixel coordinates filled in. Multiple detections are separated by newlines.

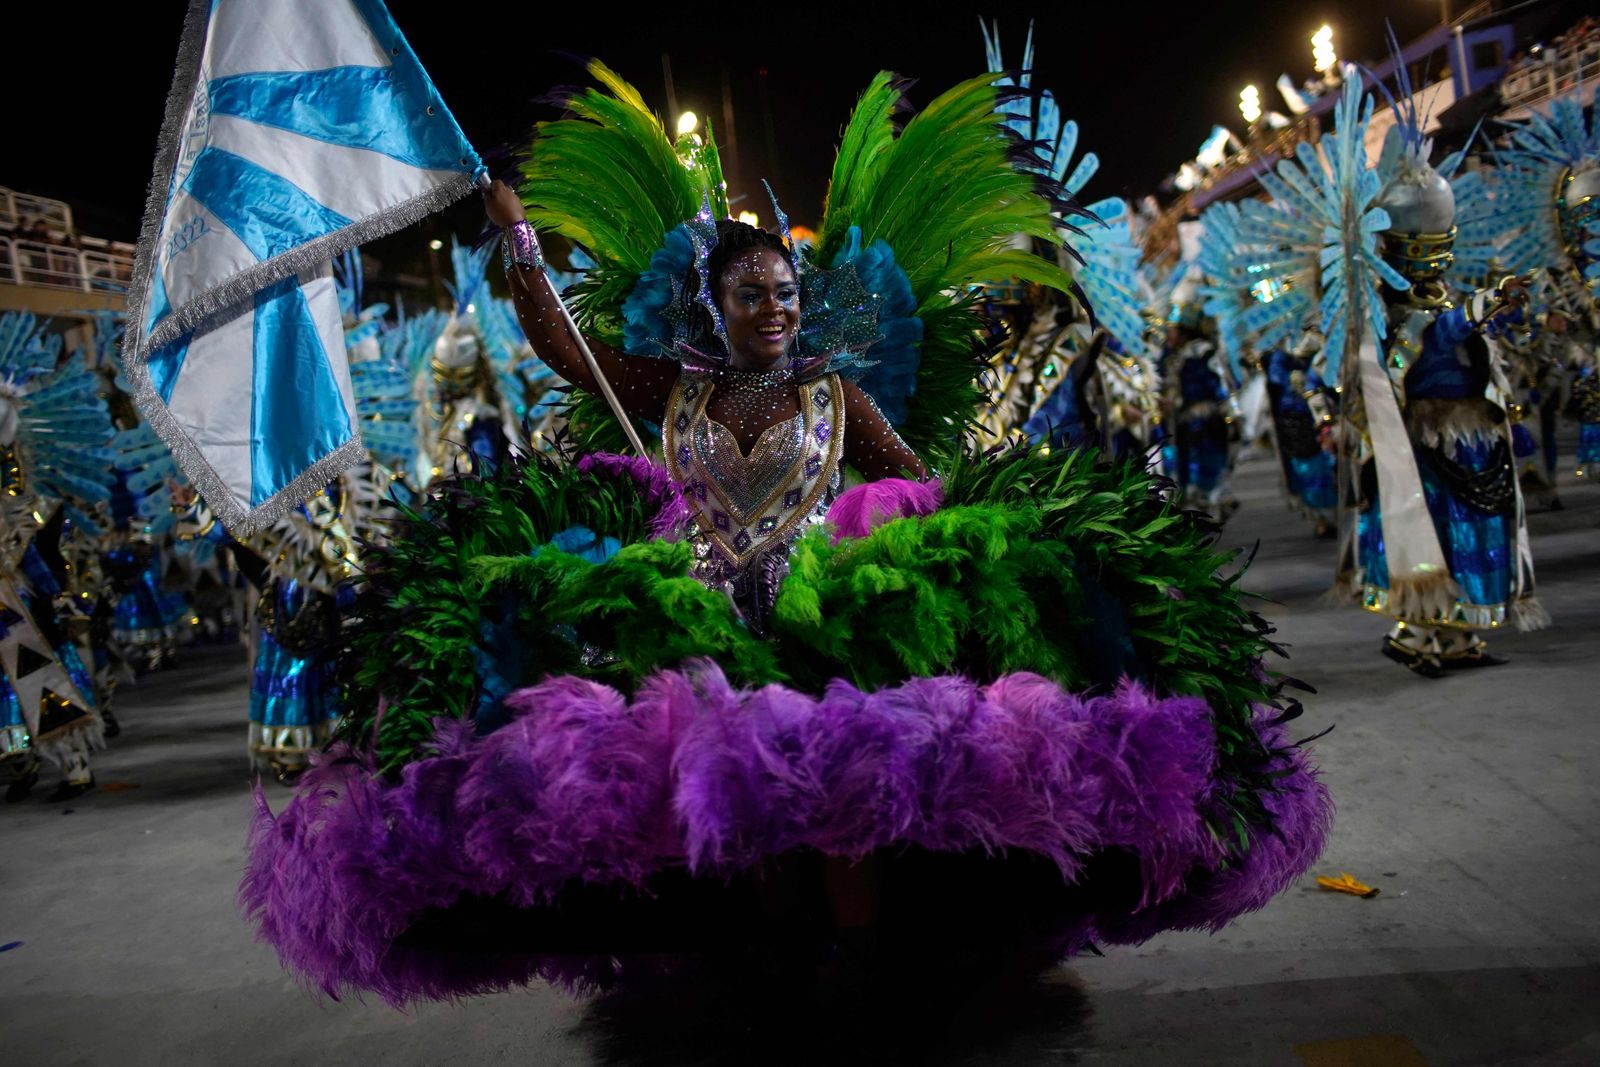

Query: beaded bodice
left=665, top=369, right=844, bottom=627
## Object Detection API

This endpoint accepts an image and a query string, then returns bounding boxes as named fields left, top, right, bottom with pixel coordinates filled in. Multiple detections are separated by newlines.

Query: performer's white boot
left=1381, top=622, right=1508, bottom=677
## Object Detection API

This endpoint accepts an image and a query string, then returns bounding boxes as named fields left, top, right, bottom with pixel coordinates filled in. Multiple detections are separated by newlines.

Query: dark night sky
left=8, top=2, right=1581, bottom=243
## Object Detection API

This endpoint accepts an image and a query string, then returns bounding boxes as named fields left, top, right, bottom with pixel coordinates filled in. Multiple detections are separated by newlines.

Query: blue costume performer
left=1161, top=278, right=1238, bottom=518
left=227, top=465, right=402, bottom=782
left=1351, top=77, right=1552, bottom=672
left=989, top=20, right=1174, bottom=473
left=245, top=575, right=341, bottom=781
left=1490, top=90, right=1600, bottom=484
left=232, top=260, right=420, bottom=783
left=1021, top=194, right=1163, bottom=462
left=974, top=21, right=1109, bottom=450
left=1262, top=331, right=1339, bottom=537
left=1357, top=281, right=1541, bottom=672
left=1225, top=72, right=1544, bottom=675
left=0, top=312, right=117, bottom=800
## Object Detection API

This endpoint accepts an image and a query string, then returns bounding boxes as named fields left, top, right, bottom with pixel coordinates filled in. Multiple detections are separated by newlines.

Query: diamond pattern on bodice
left=692, top=412, right=806, bottom=524
left=665, top=371, right=846, bottom=582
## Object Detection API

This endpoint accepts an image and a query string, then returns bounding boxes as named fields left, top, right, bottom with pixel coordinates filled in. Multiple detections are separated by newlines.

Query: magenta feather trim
left=825, top=477, right=944, bottom=542
left=240, top=663, right=1330, bottom=1004
left=575, top=451, right=691, bottom=537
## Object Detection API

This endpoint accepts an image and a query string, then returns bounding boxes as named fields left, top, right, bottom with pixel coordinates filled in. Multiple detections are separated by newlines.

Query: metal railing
left=0, top=187, right=74, bottom=234
left=0, top=237, right=133, bottom=292
left=1187, top=112, right=1325, bottom=213
left=1498, top=46, right=1600, bottom=112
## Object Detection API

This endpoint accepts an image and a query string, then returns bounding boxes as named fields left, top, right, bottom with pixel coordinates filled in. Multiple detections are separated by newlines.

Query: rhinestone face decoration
left=782, top=489, right=802, bottom=510
left=757, top=516, right=779, bottom=533
left=815, top=418, right=831, bottom=445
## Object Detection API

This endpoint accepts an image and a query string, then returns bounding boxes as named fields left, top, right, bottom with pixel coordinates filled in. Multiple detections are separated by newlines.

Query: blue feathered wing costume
left=0, top=312, right=117, bottom=797
left=1492, top=91, right=1600, bottom=479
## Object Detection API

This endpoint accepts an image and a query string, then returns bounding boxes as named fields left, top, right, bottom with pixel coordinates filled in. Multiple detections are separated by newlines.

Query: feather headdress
left=1231, top=75, right=1405, bottom=381
left=0, top=312, right=116, bottom=528
left=1492, top=88, right=1600, bottom=292
left=518, top=60, right=1082, bottom=454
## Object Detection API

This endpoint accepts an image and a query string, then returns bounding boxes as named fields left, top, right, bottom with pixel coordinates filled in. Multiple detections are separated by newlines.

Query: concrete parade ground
left=2, top=450, right=1597, bottom=1066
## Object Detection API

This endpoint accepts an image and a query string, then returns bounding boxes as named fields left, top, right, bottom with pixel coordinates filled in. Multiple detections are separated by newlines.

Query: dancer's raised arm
left=485, top=179, right=676, bottom=423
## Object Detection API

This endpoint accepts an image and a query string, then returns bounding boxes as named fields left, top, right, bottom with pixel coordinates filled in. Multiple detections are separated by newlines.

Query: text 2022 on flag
left=123, top=0, right=483, bottom=535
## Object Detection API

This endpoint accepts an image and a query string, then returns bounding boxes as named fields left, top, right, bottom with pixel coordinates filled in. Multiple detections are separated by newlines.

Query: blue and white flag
left=124, top=0, right=483, bottom=534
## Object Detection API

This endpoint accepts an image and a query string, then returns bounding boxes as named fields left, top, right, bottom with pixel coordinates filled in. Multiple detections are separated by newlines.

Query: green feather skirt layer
left=339, top=445, right=1297, bottom=840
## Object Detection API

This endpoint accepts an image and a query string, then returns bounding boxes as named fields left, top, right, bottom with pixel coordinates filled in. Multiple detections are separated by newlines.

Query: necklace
left=714, top=363, right=798, bottom=422
left=721, top=363, right=795, bottom=388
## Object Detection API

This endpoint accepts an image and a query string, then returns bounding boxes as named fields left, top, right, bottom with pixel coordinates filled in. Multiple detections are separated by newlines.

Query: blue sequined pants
left=1579, top=423, right=1600, bottom=468
left=1287, top=453, right=1338, bottom=511
left=250, top=631, right=338, bottom=733
left=1359, top=437, right=1512, bottom=608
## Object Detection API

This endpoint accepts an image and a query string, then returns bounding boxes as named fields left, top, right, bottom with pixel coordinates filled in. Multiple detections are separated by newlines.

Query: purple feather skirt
left=241, top=661, right=1331, bottom=1004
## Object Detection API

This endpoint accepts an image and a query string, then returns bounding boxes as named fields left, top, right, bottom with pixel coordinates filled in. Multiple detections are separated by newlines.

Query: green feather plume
left=818, top=73, right=1074, bottom=300
left=517, top=62, right=728, bottom=354
left=815, top=72, right=1078, bottom=453
left=519, top=60, right=726, bottom=276
left=818, top=72, right=903, bottom=252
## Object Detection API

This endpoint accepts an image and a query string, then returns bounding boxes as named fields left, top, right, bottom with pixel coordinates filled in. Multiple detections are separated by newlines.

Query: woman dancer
left=244, top=63, right=1330, bottom=1004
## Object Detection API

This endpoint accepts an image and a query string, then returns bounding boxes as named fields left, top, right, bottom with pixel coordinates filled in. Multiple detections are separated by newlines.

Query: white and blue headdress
left=1195, top=200, right=1253, bottom=376
left=983, top=17, right=1143, bottom=355
left=981, top=20, right=1100, bottom=202
left=1231, top=74, right=1406, bottom=381
left=1070, top=197, right=1156, bottom=361
left=1440, top=142, right=1504, bottom=291
left=332, top=252, right=417, bottom=472
left=0, top=313, right=116, bottom=530
left=1367, top=51, right=1457, bottom=290
left=334, top=249, right=390, bottom=361
left=1492, top=88, right=1600, bottom=296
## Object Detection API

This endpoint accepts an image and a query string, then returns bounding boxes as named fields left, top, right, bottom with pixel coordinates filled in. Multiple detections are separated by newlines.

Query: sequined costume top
left=1387, top=302, right=1516, bottom=449
left=664, top=368, right=845, bottom=631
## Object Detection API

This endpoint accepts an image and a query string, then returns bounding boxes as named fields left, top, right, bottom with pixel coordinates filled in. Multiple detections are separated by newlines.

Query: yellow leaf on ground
left=1315, top=872, right=1379, bottom=898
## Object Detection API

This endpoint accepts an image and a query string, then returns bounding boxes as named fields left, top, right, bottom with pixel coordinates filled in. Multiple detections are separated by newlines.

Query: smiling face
left=717, top=248, right=799, bottom=371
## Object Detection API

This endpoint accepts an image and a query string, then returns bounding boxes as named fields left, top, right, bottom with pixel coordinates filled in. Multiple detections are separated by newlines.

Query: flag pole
left=477, top=174, right=648, bottom=457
